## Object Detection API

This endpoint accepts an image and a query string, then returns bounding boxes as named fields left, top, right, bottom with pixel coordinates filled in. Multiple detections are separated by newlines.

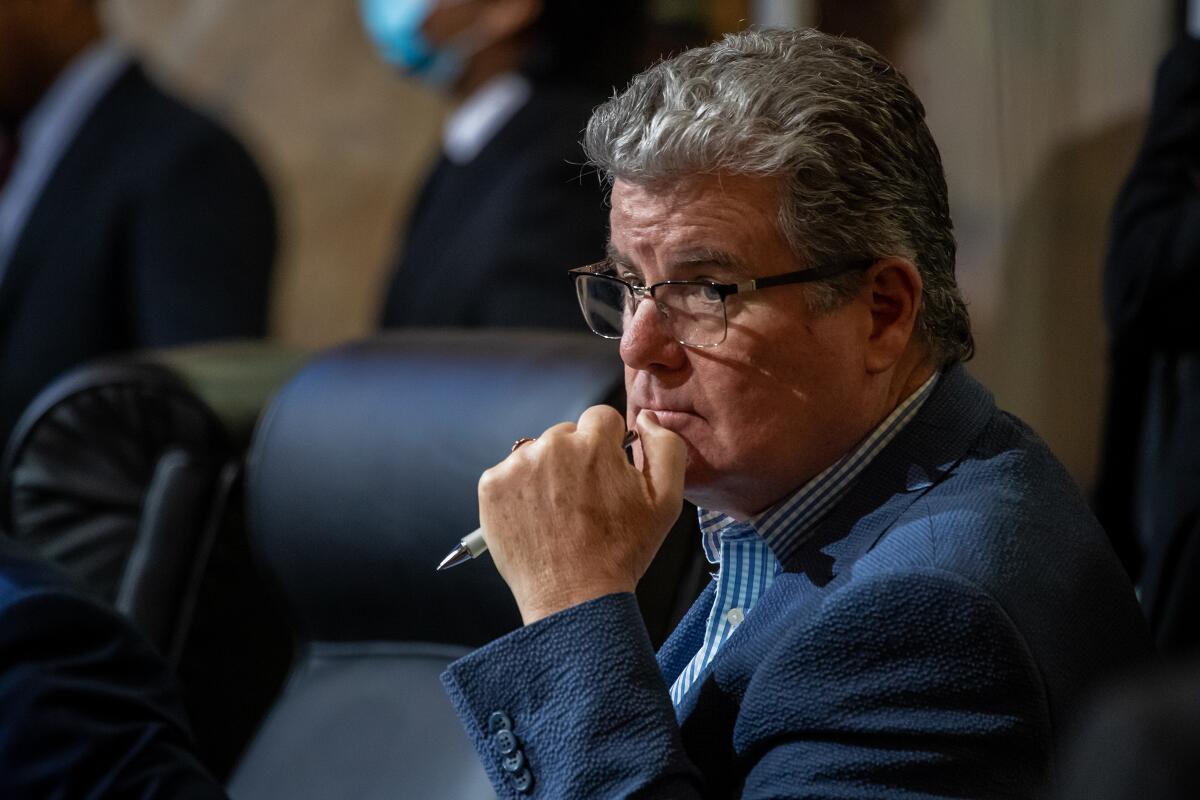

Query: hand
left=478, top=405, right=686, bottom=624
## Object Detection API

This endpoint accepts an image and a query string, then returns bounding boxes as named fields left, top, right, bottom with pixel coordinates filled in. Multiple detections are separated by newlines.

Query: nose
left=619, top=294, right=687, bottom=372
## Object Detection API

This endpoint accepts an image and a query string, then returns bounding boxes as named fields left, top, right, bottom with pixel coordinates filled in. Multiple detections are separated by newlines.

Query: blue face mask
left=359, top=0, right=466, bottom=88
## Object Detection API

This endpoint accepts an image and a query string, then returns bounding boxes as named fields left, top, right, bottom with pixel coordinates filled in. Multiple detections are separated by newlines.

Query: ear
left=862, top=257, right=922, bottom=374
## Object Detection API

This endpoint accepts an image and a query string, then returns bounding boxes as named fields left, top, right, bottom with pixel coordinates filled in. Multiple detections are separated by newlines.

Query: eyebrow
left=670, top=247, right=747, bottom=276
left=603, top=243, right=750, bottom=280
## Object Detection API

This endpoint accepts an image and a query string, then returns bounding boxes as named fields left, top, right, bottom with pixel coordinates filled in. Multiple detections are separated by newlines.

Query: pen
left=436, top=429, right=640, bottom=571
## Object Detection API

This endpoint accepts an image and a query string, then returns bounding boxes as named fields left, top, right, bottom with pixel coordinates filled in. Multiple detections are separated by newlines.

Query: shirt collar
left=699, top=371, right=941, bottom=564
left=442, top=72, right=531, bottom=165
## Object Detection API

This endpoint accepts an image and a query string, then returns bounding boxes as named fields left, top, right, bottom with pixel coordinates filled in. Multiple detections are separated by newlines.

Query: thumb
left=636, top=409, right=686, bottom=511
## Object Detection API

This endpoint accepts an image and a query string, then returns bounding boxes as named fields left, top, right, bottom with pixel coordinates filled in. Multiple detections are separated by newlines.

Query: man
left=441, top=29, right=1151, bottom=798
left=364, top=0, right=644, bottom=329
left=0, top=0, right=275, bottom=447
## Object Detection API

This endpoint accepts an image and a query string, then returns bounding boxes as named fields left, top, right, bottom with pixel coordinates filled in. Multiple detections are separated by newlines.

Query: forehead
left=607, top=174, right=791, bottom=277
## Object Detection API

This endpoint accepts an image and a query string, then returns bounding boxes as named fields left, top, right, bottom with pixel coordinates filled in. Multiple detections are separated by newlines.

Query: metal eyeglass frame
left=567, top=258, right=875, bottom=348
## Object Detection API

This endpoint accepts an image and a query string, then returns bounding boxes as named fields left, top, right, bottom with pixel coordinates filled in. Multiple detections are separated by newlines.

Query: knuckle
left=478, top=466, right=503, bottom=498
left=541, top=421, right=576, bottom=441
left=583, top=404, right=624, bottom=429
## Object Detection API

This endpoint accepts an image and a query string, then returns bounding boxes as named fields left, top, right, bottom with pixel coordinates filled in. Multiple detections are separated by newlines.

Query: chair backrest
left=231, top=330, right=700, bottom=800
left=1, top=359, right=232, bottom=655
left=0, top=342, right=309, bottom=779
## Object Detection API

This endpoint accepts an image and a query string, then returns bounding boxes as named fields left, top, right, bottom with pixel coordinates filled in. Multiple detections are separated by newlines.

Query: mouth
left=633, top=402, right=701, bottom=432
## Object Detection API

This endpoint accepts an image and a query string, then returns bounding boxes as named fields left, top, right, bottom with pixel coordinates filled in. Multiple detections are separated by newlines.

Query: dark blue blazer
left=0, top=61, right=276, bottom=449
left=0, top=538, right=226, bottom=798
left=442, top=366, right=1152, bottom=798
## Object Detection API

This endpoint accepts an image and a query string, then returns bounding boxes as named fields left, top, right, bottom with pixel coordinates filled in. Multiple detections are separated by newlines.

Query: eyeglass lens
left=575, top=275, right=727, bottom=347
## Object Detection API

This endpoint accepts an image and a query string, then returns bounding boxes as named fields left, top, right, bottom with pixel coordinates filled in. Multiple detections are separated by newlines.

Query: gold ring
left=511, top=437, right=536, bottom=453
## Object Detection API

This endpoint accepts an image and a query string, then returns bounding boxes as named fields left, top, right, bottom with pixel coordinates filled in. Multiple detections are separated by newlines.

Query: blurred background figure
left=0, top=0, right=276, bottom=449
left=1094, top=0, right=1200, bottom=654
left=1058, top=659, right=1200, bottom=800
left=364, top=0, right=648, bottom=330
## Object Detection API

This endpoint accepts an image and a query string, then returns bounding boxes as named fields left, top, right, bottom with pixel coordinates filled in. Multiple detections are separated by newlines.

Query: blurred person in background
left=1057, top=658, right=1200, bottom=800
left=0, top=0, right=276, bottom=450
left=363, top=0, right=647, bottom=329
left=1095, top=0, right=1200, bottom=651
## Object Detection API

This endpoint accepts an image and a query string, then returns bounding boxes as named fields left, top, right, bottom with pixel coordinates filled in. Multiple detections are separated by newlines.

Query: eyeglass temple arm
left=736, top=259, right=876, bottom=293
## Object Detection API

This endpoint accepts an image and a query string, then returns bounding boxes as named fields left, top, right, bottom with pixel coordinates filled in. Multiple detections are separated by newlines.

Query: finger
left=636, top=409, right=686, bottom=508
left=577, top=404, right=627, bottom=444
left=530, top=420, right=576, bottom=448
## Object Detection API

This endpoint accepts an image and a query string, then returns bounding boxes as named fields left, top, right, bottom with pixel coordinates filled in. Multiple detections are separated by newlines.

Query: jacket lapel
left=662, top=366, right=997, bottom=735
left=656, top=580, right=714, bottom=689
left=0, top=64, right=138, bottom=329
left=781, top=364, right=996, bottom=581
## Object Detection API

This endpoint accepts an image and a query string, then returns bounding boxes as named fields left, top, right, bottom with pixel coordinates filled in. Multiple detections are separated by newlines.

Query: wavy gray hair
left=583, top=27, right=973, bottom=366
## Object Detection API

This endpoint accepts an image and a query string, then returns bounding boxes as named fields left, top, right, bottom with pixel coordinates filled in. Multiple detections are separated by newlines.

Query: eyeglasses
left=568, top=258, right=874, bottom=348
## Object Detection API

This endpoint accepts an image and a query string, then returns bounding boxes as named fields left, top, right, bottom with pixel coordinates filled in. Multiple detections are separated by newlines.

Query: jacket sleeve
left=0, top=586, right=227, bottom=799
left=441, top=569, right=1049, bottom=799
left=1105, top=38, right=1200, bottom=346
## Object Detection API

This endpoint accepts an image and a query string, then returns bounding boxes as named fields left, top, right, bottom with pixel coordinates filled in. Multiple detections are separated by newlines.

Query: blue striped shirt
left=668, top=372, right=940, bottom=707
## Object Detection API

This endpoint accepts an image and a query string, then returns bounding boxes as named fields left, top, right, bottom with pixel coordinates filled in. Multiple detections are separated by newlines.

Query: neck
left=884, top=349, right=937, bottom=418
left=449, top=37, right=526, bottom=103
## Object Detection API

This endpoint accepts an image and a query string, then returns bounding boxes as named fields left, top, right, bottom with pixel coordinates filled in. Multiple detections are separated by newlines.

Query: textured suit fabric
left=380, top=79, right=605, bottom=331
left=442, top=366, right=1151, bottom=798
left=0, top=537, right=226, bottom=799
left=1095, top=37, right=1200, bottom=586
left=0, top=62, right=275, bottom=449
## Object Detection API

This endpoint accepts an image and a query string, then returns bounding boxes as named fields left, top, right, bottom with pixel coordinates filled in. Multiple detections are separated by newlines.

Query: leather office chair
left=230, top=330, right=705, bottom=800
left=0, top=341, right=308, bottom=778
left=1, top=358, right=233, bottom=658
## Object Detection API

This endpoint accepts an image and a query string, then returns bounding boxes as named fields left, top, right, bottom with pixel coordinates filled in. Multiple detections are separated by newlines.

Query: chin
left=680, top=451, right=725, bottom=509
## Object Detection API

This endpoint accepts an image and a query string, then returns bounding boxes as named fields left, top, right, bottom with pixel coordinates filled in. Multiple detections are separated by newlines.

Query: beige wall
left=106, top=0, right=446, bottom=348
left=105, top=0, right=1172, bottom=492
left=895, top=0, right=1171, bottom=490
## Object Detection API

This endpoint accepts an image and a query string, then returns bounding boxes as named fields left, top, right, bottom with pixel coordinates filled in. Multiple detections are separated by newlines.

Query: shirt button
left=726, top=607, right=745, bottom=626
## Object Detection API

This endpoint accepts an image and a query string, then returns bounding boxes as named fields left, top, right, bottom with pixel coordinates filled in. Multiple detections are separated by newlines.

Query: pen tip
left=437, top=545, right=473, bottom=571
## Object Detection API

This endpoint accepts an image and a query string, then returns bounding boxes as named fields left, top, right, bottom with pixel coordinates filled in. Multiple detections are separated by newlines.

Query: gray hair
left=583, top=27, right=973, bottom=366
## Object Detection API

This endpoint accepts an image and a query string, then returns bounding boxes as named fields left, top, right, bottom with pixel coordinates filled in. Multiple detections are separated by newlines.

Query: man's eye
left=620, top=273, right=644, bottom=285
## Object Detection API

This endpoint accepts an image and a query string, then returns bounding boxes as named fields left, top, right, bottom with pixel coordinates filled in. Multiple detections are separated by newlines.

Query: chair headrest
left=1, top=360, right=230, bottom=600
left=246, top=330, right=624, bottom=646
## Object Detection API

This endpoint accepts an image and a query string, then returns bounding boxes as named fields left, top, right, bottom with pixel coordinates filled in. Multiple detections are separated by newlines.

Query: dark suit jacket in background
left=0, top=61, right=276, bottom=449
left=381, top=79, right=606, bottom=330
left=1096, top=38, right=1200, bottom=633
left=443, top=366, right=1151, bottom=799
left=1058, top=658, right=1200, bottom=800
left=0, top=537, right=226, bottom=799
